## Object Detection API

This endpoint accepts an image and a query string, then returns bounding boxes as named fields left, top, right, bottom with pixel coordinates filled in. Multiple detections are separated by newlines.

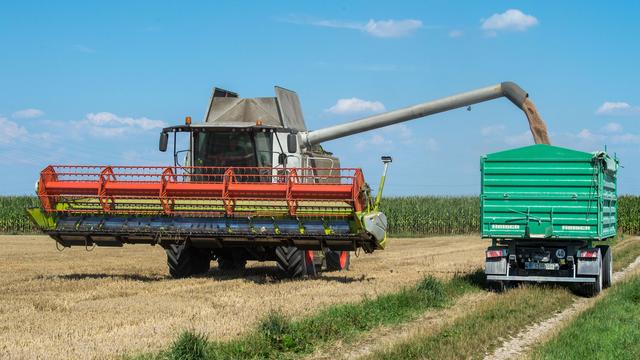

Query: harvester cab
left=28, top=81, right=550, bottom=279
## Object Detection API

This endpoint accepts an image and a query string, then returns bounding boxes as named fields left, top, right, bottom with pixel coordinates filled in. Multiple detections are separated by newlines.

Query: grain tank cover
left=481, top=144, right=618, bottom=240
left=203, top=86, right=307, bottom=130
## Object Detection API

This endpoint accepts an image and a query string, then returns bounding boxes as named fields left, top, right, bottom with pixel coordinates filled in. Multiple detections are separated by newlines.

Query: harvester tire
left=275, top=246, right=316, bottom=278
left=165, top=242, right=195, bottom=278
left=324, top=250, right=350, bottom=271
left=192, top=249, right=211, bottom=275
left=217, top=250, right=247, bottom=271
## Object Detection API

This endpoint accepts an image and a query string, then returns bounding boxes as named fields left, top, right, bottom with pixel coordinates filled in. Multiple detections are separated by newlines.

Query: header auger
left=28, top=82, right=549, bottom=278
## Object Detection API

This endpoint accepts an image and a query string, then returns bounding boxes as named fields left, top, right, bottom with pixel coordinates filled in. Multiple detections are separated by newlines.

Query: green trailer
left=481, top=144, right=618, bottom=296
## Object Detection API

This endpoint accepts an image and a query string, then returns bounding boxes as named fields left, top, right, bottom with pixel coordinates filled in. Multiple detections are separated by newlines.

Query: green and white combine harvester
left=30, top=82, right=581, bottom=280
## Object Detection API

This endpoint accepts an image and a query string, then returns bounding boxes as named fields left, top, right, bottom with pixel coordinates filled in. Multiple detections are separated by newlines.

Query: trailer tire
left=165, top=242, right=195, bottom=279
left=324, top=250, right=350, bottom=271
left=275, top=246, right=316, bottom=278
left=599, top=245, right=613, bottom=289
left=583, top=251, right=603, bottom=297
left=487, top=280, right=507, bottom=293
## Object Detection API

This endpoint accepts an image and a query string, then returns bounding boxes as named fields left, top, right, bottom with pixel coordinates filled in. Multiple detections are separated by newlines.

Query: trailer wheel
left=324, top=250, right=350, bottom=271
left=275, top=246, right=316, bottom=278
left=583, top=251, right=603, bottom=297
left=599, top=245, right=613, bottom=288
left=165, top=242, right=195, bottom=279
left=487, top=280, right=507, bottom=293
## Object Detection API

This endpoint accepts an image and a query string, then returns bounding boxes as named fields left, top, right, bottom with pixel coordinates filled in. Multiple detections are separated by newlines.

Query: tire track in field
left=485, top=254, right=640, bottom=360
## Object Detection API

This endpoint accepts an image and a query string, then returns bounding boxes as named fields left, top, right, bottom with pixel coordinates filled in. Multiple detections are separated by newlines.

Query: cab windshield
left=193, top=130, right=273, bottom=168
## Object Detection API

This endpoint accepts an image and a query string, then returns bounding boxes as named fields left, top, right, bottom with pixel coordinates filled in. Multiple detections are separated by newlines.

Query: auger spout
left=301, top=81, right=550, bottom=147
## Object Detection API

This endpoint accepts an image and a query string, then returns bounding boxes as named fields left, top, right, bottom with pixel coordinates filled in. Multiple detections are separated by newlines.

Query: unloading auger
left=28, top=82, right=550, bottom=278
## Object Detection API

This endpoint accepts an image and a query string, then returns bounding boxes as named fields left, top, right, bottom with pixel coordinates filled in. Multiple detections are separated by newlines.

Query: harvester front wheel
left=324, top=250, right=350, bottom=271
left=165, top=242, right=196, bottom=279
left=275, top=246, right=316, bottom=278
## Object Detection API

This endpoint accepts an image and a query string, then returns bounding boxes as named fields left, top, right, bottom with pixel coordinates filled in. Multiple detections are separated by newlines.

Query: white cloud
left=611, top=133, right=640, bottom=144
left=354, top=124, right=434, bottom=152
left=326, top=98, right=385, bottom=115
left=595, top=101, right=640, bottom=116
left=289, top=16, right=423, bottom=38
left=482, top=9, right=538, bottom=32
left=504, top=131, right=534, bottom=146
left=355, top=134, right=392, bottom=151
left=424, top=138, right=439, bottom=151
left=0, top=116, right=28, bottom=145
left=481, top=124, right=506, bottom=136
left=77, top=112, right=167, bottom=137
left=74, top=44, right=96, bottom=53
left=448, top=29, right=464, bottom=38
left=12, top=108, right=44, bottom=119
left=602, top=122, right=623, bottom=133
left=362, top=19, right=423, bottom=38
left=567, top=127, right=640, bottom=146
left=576, top=129, right=599, bottom=141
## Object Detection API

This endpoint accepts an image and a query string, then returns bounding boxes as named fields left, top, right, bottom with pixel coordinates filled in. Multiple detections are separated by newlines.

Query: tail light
left=578, top=249, right=599, bottom=259
left=486, top=249, right=507, bottom=258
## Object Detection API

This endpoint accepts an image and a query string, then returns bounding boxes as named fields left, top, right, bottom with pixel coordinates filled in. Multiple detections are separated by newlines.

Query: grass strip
left=365, top=239, right=640, bottom=360
left=365, top=285, right=575, bottom=360
left=613, top=236, right=640, bottom=271
left=531, top=273, right=640, bottom=360
left=130, top=271, right=484, bottom=360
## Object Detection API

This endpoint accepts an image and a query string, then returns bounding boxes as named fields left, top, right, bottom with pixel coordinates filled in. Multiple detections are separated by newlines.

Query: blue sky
left=1, top=1, right=639, bottom=195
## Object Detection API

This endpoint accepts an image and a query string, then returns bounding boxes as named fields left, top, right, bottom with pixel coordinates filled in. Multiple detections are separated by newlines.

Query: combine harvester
left=29, top=82, right=550, bottom=278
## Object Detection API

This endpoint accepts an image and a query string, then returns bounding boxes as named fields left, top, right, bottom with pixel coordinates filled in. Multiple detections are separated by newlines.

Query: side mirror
left=159, top=132, right=169, bottom=152
left=278, top=153, right=287, bottom=165
left=287, top=133, right=297, bottom=153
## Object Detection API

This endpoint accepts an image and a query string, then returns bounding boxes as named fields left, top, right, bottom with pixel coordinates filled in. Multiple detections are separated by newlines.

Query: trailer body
left=481, top=144, right=618, bottom=295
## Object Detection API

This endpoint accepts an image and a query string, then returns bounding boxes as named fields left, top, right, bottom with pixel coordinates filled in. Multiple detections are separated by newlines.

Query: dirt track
left=0, top=235, right=487, bottom=359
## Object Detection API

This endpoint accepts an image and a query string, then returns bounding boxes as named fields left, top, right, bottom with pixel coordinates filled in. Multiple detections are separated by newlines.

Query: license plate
left=525, top=262, right=559, bottom=270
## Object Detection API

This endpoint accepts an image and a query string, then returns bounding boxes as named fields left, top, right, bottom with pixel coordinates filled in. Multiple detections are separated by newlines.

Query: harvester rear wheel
left=324, top=250, right=350, bottom=271
left=275, top=246, right=316, bottom=278
left=217, top=250, right=247, bottom=271
left=165, top=242, right=196, bottom=279
left=192, top=249, right=211, bottom=275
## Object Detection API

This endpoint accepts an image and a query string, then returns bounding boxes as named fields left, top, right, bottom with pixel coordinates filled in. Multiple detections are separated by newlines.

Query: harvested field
left=0, top=235, right=487, bottom=360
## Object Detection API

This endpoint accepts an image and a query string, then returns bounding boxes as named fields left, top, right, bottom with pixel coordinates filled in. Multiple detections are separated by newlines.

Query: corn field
left=0, top=196, right=41, bottom=234
left=380, top=196, right=480, bottom=236
left=617, top=195, right=640, bottom=235
left=1, top=195, right=639, bottom=236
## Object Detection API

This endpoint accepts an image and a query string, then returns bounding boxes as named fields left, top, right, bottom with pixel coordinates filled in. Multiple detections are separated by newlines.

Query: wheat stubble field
left=0, top=235, right=488, bottom=359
